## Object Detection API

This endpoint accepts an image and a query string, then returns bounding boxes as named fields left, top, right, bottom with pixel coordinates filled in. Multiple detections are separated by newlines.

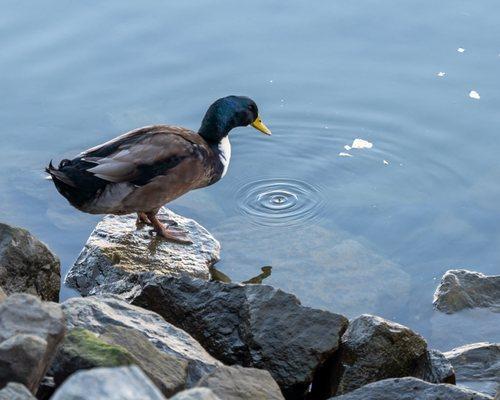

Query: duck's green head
left=199, top=95, right=271, bottom=143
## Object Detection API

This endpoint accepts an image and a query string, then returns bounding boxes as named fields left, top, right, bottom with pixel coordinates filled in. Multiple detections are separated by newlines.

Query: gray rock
left=331, top=377, right=493, bottom=400
left=170, top=388, right=221, bottom=400
left=50, top=326, right=188, bottom=396
left=334, top=314, right=428, bottom=395
left=65, top=208, right=219, bottom=295
left=0, top=223, right=60, bottom=301
left=61, top=295, right=220, bottom=386
left=196, top=365, right=284, bottom=400
left=0, top=294, right=65, bottom=393
left=129, top=275, right=348, bottom=399
left=0, top=382, right=36, bottom=400
left=51, top=365, right=166, bottom=400
left=433, top=269, right=500, bottom=313
left=413, top=349, right=455, bottom=384
left=444, top=342, right=500, bottom=397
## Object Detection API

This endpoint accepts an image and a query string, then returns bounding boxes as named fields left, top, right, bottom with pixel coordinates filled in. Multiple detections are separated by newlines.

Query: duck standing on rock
left=46, top=96, right=271, bottom=244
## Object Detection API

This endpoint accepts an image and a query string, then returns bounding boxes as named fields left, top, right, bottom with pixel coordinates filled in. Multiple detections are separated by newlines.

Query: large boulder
left=0, top=294, right=65, bottom=393
left=333, top=314, right=453, bottom=395
left=61, top=295, right=220, bottom=386
left=433, top=269, right=500, bottom=313
left=444, top=342, right=500, bottom=397
left=331, top=377, right=492, bottom=400
left=127, top=275, right=348, bottom=399
left=65, top=208, right=220, bottom=295
left=0, top=223, right=60, bottom=301
left=0, top=382, right=36, bottom=400
left=196, top=365, right=284, bottom=400
left=51, top=366, right=166, bottom=400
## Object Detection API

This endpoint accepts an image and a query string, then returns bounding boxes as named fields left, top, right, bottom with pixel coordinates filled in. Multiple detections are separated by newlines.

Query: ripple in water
left=236, top=179, right=324, bottom=226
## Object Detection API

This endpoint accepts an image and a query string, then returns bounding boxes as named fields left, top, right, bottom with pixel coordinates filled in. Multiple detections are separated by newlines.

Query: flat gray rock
left=433, top=269, right=500, bottom=314
left=170, top=388, right=221, bottom=400
left=129, top=275, right=348, bottom=399
left=331, top=377, right=492, bottom=400
left=65, top=208, right=220, bottom=295
left=0, top=294, right=65, bottom=393
left=0, top=382, right=36, bottom=400
left=334, top=314, right=453, bottom=395
left=444, top=342, right=500, bottom=397
left=51, top=366, right=166, bottom=400
left=196, top=365, right=284, bottom=400
left=0, top=223, right=60, bottom=301
left=61, top=295, right=220, bottom=386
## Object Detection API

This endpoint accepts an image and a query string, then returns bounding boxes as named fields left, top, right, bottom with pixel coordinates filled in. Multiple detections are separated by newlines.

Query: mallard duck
left=46, top=95, right=271, bottom=243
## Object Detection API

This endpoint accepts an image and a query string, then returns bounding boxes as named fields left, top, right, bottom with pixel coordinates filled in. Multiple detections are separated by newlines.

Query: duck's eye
left=248, top=104, right=257, bottom=114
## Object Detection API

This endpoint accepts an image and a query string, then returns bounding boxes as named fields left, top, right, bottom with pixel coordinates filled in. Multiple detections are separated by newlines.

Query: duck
left=46, top=95, right=271, bottom=244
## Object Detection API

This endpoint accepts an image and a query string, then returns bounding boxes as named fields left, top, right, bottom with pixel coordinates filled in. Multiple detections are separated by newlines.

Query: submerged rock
left=334, top=314, right=453, bottom=395
left=433, top=269, right=500, bottom=313
left=331, top=377, right=492, bottom=400
left=51, top=366, right=166, bottom=400
left=170, top=388, right=221, bottom=400
left=0, top=382, right=36, bottom=400
left=196, top=365, right=284, bottom=400
left=128, top=275, right=348, bottom=399
left=61, top=295, right=220, bottom=387
left=65, top=208, right=220, bottom=295
left=0, top=223, right=60, bottom=301
left=444, top=342, right=500, bottom=397
left=0, top=294, right=65, bottom=393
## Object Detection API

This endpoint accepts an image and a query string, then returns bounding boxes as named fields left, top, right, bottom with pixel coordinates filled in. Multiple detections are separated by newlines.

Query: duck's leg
left=146, top=211, right=193, bottom=244
left=136, top=212, right=151, bottom=225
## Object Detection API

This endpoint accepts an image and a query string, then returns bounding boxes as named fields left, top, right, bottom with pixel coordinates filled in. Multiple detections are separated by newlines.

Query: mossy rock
left=51, top=328, right=134, bottom=385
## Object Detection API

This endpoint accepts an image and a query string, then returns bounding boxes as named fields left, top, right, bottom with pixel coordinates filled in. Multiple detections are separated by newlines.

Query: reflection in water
left=211, top=265, right=273, bottom=285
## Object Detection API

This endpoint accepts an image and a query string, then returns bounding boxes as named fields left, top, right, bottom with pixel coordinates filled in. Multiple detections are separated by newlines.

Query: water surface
left=1, top=1, right=499, bottom=350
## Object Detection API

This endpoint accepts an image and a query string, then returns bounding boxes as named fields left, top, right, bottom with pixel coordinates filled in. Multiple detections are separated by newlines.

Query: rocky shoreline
left=0, top=210, right=498, bottom=399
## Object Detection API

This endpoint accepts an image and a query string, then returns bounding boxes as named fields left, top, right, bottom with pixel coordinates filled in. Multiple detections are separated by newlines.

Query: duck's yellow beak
left=251, top=116, right=272, bottom=135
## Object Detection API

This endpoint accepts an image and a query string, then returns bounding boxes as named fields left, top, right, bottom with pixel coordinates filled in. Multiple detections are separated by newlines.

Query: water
left=1, top=1, right=499, bottom=350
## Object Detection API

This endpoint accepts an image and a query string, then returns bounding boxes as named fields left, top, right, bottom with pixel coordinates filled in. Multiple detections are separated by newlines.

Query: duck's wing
left=80, top=125, right=209, bottom=185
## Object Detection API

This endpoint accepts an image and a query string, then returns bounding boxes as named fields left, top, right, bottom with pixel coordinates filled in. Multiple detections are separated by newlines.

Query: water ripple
left=236, top=178, right=324, bottom=226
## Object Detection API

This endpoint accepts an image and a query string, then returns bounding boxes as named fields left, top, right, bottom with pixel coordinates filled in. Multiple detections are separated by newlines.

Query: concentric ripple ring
left=236, top=179, right=324, bottom=226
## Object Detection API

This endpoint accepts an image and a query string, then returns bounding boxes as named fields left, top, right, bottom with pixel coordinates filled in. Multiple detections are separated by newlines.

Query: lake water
left=1, top=1, right=499, bottom=351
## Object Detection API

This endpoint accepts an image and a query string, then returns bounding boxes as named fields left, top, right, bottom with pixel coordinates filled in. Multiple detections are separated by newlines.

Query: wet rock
left=0, top=293, right=65, bottom=393
left=65, top=208, right=220, bottom=295
left=334, top=314, right=428, bottom=395
left=444, top=342, right=500, bottom=397
left=51, top=365, right=166, bottom=400
left=433, top=269, right=500, bottom=313
left=61, top=295, right=220, bottom=386
left=196, top=365, right=284, bottom=400
left=0, top=382, right=36, bottom=400
left=0, top=287, right=6, bottom=302
left=129, top=275, right=348, bottom=399
left=170, top=388, right=221, bottom=400
left=331, top=377, right=493, bottom=400
left=0, top=223, right=60, bottom=301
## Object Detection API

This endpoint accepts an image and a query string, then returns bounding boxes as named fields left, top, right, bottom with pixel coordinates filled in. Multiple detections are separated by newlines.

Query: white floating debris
left=437, top=72, right=446, bottom=77
left=469, top=90, right=480, bottom=100
left=338, top=152, right=353, bottom=157
left=351, top=138, right=373, bottom=149
left=383, top=160, right=389, bottom=165
left=344, top=145, right=352, bottom=151
left=269, top=80, right=273, bottom=83
left=457, top=47, right=465, bottom=53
